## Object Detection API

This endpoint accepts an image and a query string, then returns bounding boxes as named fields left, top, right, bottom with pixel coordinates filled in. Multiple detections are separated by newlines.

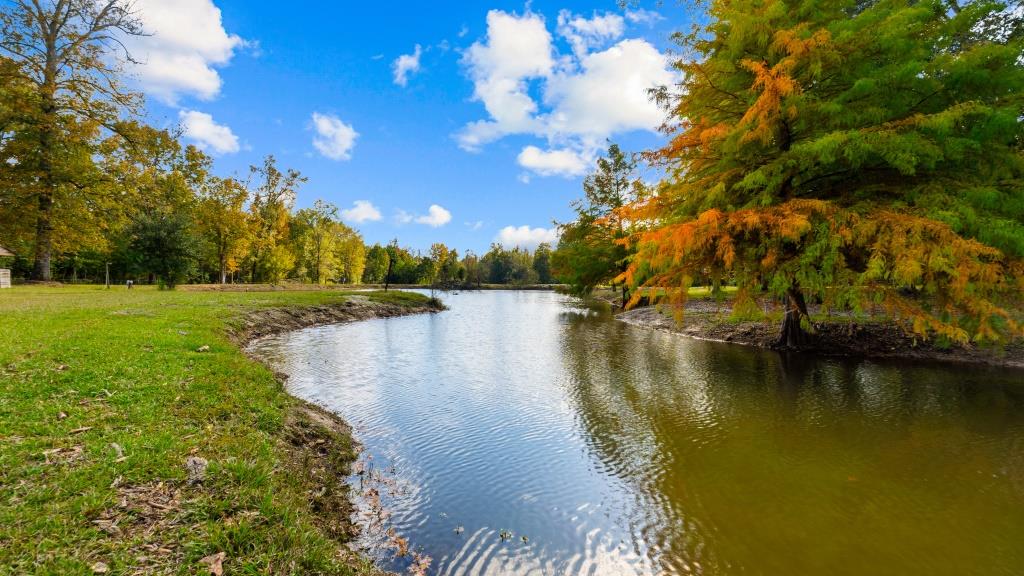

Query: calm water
left=250, top=291, right=1024, bottom=576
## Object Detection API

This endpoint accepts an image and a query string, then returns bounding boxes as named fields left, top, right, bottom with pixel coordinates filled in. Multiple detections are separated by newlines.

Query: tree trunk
left=32, top=187, right=54, bottom=280
left=32, top=108, right=56, bottom=281
left=777, top=287, right=810, bottom=348
left=32, top=38, right=60, bottom=281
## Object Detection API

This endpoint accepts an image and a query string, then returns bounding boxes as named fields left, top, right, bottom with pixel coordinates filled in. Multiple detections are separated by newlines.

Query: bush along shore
left=610, top=295, right=1024, bottom=369
left=0, top=285, right=442, bottom=575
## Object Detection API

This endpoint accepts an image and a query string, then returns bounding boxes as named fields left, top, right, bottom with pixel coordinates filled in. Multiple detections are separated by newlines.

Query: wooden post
left=105, top=262, right=110, bottom=289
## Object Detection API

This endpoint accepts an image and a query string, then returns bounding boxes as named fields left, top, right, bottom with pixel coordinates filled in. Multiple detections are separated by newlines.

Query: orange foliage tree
left=621, top=0, right=1024, bottom=347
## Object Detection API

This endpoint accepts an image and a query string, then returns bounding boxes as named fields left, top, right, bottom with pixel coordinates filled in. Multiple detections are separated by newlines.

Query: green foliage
left=196, top=176, right=250, bottom=283
left=293, top=200, right=341, bottom=284
left=622, top=0, right=1024, bottom=344
left=245, top=156, right=304, bottom=283
left=362, top=244, right=390, bottom=283
left=553, top=143, right=648, bottom=295
left=481, top=243, right=538, bottom=284
left=127, top=212, right=197, bottom=289
left=0, top=1, right=145, bottom=280
left=533, top=243, right=553, bottom=283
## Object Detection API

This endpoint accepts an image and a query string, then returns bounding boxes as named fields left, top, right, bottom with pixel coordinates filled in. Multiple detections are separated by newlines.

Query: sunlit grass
left=0, top=285, right=429, bottom=574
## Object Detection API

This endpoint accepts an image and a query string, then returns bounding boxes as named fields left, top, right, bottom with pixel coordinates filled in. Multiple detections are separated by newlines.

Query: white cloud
left=340, top=200, right=382, bottom=223
left=496, top=225, right=559, bottom=249
left=415, top=204, right=452, bottom=227
left=517, top=172, right=531, bottom=184
left=125, top=0, right=244, bottom=104
left=393, top=44, right=423, bottom=87
left=517, top=145, right=589, bottom=177
left=624, top=9, right=664, bottom=25
left=544, top=39, right=675, bottom=141
left=466, top=220, right=485, bottom=230
left=178, top=110, right=239, bottom=154
left=311, top=112, right=358, bottom=161
left=457, top=9, right=554, bottom=151
left=457, top=10, right=677, bottom=176
left=395, top=210, right=414, bottom=224
left=556, top=10, right=624, bottom=58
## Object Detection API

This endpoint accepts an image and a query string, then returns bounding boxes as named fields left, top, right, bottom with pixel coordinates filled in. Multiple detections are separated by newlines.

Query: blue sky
left=129, top=1, right=698, bottom=253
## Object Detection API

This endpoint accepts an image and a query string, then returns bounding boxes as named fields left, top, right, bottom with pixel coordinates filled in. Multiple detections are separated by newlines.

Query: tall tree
left=0, top=55, right=37, bottom=260
left=362, top=243, right=389, bottom=284
left=553, top=143, right=648, bottom=305
left=622, top=0, right=1024, bottom=346
left=127, top=211, right=196, bottom=289
left=293, top=199, right=339, bottom=284
left=428, top=243, right=449, bottom=288
left=332, top=223, right=364, bottom=284
left=245, top=156, right=304, bottom=283
left=197, top=176, right=249, bottom=284
left=461, top=250, right=483, bottom=287
left=0, top=0, right=144, bottom=280
left=533, top=242, right=553, bottom=284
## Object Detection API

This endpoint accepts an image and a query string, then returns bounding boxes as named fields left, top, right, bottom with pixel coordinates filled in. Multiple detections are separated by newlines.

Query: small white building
left=0, top=245, right=12, bottom=288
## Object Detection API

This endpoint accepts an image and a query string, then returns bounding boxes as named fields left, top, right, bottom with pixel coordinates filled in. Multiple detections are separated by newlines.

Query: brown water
left=250, top=290, right=1024, bottom=576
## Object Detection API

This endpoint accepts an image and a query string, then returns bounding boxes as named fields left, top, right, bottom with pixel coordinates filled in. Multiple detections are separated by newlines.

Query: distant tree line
left=362, top=241, right=554, bottom=288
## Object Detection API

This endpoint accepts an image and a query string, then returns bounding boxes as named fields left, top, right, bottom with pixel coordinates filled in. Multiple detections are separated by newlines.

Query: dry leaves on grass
left=91, top=481, right=188, bottom=572
left=42, top=444, right=85, bottom=465
left=198, top=551, right=226, bottom=575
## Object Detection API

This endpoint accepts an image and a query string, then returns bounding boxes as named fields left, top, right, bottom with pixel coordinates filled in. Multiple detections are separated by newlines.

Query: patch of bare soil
left=281, top=401, right=360, bottom=542
left=231, top=297, right=444, bottom=345
left=618, top=303, right=1024, bottom=369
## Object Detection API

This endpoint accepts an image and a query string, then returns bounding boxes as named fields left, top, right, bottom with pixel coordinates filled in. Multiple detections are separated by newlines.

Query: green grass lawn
left=0, top=285, right=432, bottom=575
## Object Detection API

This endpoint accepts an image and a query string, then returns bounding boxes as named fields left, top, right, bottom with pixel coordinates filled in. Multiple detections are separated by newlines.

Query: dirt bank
left=237, top=296, right=444, bottom=573
left=617, top=303, right=1024, bottom=370
left=231, top=295, right=444, bottom=344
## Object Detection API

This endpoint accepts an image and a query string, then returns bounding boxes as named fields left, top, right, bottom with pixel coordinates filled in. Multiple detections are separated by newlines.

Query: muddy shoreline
left=616, top=303, right=1024, bottom=370
left=234, top=296, right=444, bottom=572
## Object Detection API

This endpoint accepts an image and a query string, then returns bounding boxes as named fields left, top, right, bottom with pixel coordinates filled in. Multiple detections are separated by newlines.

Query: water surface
left=250, top=290, right=1024, bottom=576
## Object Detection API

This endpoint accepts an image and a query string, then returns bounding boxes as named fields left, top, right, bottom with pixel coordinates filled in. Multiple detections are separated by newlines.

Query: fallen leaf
left=57, top=411, right=68, bottom=420
left=69, top=426, right=93, bottom=435
left=196, top=345, right=210, bottom=353
left=199, top=551, right=226, bottom=575
left=90, top=561, right=109, bottom=573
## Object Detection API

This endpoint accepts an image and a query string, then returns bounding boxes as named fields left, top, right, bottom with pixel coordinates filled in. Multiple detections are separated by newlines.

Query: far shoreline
left=613, top=301, right=1024, bottom=371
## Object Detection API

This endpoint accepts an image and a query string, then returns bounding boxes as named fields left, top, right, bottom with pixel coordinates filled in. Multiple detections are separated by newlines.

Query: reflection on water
left=250, top=291, right=1024, bottom=576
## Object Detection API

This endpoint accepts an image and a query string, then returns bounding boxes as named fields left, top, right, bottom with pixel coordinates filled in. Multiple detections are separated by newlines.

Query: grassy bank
left=0, top=286, right=439, bottom=575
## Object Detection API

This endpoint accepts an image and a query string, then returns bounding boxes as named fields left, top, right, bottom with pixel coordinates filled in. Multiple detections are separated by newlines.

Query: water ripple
left=250, top=290, right=1024, bottom=576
